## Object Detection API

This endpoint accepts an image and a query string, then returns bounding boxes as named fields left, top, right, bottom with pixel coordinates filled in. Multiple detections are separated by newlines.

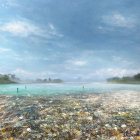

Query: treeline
left=0, top=74, right=63, bottom=84
left=0, top=74, right=20, bottom=84
left=35, top=78, right=63, bottom=83
left=107, top=73, right=140, bottom=84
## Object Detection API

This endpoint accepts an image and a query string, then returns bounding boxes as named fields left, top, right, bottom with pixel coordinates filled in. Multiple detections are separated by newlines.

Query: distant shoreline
left=0, top=81, right=140, bottom=85
left=107, top=82, right=140, bottom=85
left=106, top=73, right=140, bottom=85
left=0, top=81, right=17, bottom=84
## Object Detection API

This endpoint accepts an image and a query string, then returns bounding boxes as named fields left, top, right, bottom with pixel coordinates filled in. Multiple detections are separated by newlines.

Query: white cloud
left=15, top=57, right=24, bottom=61
left=112, top=56, right=132, bottom=66
left=95, top=68, right=140, bottom=78
left=73, top=61, right=87, bottom=66
left=49, top=23, right=55, bottom=30
left=13, top=69, right=56, bottom=79
left=7, top=0, right=20, bottom=7
left=0, top=21, right=46, bottom=37
left=0, top=0, right=20, bottom=8
left=0, top=20, right=63, bottom=39
left=102, top=13, right=136, bottom=28
left=0, top=47, right=11, bottom=53
left=65, top=60, right=87, bottom=67
left=76, top=68, right=140, bottom=81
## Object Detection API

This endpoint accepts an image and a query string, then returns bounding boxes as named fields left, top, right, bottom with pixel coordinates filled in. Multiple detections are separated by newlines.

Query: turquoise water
left=0, top=83, right=140, bottom=95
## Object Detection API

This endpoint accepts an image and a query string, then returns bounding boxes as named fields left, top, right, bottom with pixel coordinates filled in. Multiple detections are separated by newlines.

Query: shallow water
left=0, top=83, right=140, bottom=95
left=0, top=83, right=140, bottom=139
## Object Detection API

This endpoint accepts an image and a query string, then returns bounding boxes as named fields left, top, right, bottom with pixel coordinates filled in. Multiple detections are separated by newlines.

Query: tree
left=121, top=76, right=133, bottom=82
left=48, top=78, right=52, bottom=82
left=3, top=75, right=10, bottom=80
left=43, top=79, right=48, bottom=82
left=134, top=73, right=140, bottom=81
left=0, top=74, right=17, bottom=84
left=52, top=79, right=63, bottom=83
left=11, top=74, right=16, bottom=80
left=107, top=77, right=120, bottom=82
left=36, top=79, right=42, bottom=83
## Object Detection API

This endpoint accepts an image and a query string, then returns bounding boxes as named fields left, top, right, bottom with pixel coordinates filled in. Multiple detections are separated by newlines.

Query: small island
left=0, top=74, right=19, bottom=84
left=107, top=73, right=140, bottom=84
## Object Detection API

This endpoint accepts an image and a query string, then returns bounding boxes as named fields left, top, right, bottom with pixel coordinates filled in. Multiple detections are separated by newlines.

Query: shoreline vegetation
left=0, top=74, right=18, bottom=84
left=1, top=73, right=140, bottom=84
left=0, top=74, right=63, bottom=84
left=107, top=73, right=140, bottom=84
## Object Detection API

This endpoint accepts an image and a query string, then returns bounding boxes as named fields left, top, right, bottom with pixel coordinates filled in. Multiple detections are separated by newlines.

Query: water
left=0, top=83, right=140, bottom=139
left=0, top=83, right=140, bottom=95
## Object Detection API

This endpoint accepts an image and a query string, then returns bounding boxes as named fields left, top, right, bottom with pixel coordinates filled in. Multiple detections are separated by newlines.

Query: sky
left=0, top=0, right=140, bottom=81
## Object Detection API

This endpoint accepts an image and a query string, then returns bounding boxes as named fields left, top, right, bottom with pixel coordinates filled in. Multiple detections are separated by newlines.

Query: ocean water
left=0, top=83, right=140, bottom=95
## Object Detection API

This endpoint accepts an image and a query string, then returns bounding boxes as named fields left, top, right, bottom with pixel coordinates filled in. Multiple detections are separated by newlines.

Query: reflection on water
left=0, top=84, right=140, bottom=139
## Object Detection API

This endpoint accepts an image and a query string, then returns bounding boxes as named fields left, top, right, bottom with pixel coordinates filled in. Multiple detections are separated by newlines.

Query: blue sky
left=0, top=0, right=140, bottom=81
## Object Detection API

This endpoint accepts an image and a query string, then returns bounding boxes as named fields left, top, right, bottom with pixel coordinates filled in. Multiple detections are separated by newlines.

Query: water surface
left=0, top=83, right=140, bottom=95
